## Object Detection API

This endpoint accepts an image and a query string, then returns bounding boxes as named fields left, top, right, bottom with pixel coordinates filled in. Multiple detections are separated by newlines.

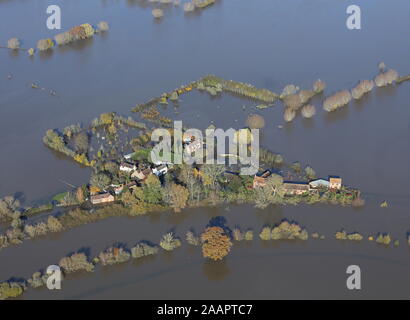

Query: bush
left=259, top=226, right=271, bottom=240
left=375, top=233, right=391, bottom=245
left=54, top=32, right=72, bottom=45
left=271, top=220, right=308, bottom=240
left=184, top=2, right=195, bottom=11
left=283, top=94, right=302, bottom=110
left=59, top=252, right=94, bottom=273
left=323, top=90, right=351, bottom=112
left=160, top=232, right=181, bottom=251
left=374, top=69, right=398, bottom=87
left=186, top=231, right=200, bottom=246
left=37, top=38, right=54, bottom=51
left=313, top=79, right=326, bottom=93
left=232, top=227, right=243, bottom=241
left=98, top=246, right=131, bottom=265
left=301, top=104, right=316, bottom=118
left=7, top=38, right=20, bottom=49
left=283, top=107, right=296, bottom=122
left=0, top=281, right=25, bottom=300
left=97, top=21, right=110, bottom=32
left=299, top=90, right=315, bottom=104
left=28, top=272, right=45, bottom=288
left=152, top=9, right=164, bottom=18
left=131, top=242, right=159, bottom=258
left=246, top=114, right=265, bottom=129
left=351, top=80, right=374, bottom=99
left=244, top=229, right=253, bottom=241
left=47, top=216, right=63, bottom=232
left=280, top=84, right=299, bottom=98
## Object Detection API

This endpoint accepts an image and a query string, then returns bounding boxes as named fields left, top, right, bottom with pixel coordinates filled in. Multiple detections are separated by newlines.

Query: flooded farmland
left=0, top=0, right=410, bottom=299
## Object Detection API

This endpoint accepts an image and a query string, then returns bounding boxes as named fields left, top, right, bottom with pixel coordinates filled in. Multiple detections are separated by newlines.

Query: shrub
left=54, top=32, right=72, bottom=45
left=299, top=90, right=315, bottom=104
left=28, top=272, right=45, bottom=288
left=184, top=2, right=195, bottom=11
left=244, top=229, right=253, bottom=241
left=7, top=38, right=20, bottom=49
left=152, top=9, right=164, bottom=18
left=232, top=227, right=243, bottom=241
left=81, top=23, right=95, bottom=38
left=323, top=90, right=351, bottom=112
left=335, top=230, right=347, bottom=240
left=37, top=38, right=54, bottom=51
left=186, top=231, right=200, bottom=246
left=374, top=69, right=399, bottom=87
left=259, top=226, right=271, bottom=240
left=201, top=226, right=232, bottom=261
left=271, top=220, right=308, bottom=240
left=283, top=94, right=302, bottom=110
left=59, top=252, right=94, bottom=273
left=280, top=84, right=299, bottom=98
left=131, top=242, right=159, bottom=258
left=283, top=107, right=296, bottom=122
left=336, top=230, right=363, bottom=241
left=375, top=233, right=391, bottom=245
left=246, top=114, right=265, bottom=129
left=47, top=216, right=63, bottom=232
left=304, top=166, right=316, bottom=179
left=97, top=21, right=110, bottom=32
left=301, top=104, right=316, bottom=118
left=160, top=232, right=181, bottom=251
left=351, top=80, right=374, bottom=99
left=0, top=281, right=25, bottom=300
left=98, top=246, right=131, bottom=265
left=69, top=26, right=87, bottom=41
left=313, top=79, right=326, bottom=93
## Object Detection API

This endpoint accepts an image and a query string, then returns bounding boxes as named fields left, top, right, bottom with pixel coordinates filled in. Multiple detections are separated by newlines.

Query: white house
left=123, top=153, right=135, bottom=160
left=119, top=162, right=136, bottom=173
left=152, top=164, right=168, bottom=176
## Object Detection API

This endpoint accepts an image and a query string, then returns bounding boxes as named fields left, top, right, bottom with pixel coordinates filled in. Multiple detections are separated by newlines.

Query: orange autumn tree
left=201, top=226, right=233, bottom=261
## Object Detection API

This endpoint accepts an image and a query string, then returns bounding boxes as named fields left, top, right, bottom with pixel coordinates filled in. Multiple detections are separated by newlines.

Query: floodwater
left=0, top=0, right=410, bottom=299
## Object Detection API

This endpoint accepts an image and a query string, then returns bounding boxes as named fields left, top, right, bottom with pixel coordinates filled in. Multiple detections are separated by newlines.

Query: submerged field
left=1, top=0, right=410, bottom=299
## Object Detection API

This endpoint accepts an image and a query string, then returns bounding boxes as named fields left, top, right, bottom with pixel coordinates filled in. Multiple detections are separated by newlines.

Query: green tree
left=202, top=164, right=225, bottom=190
left=90, top=172, right=111, bottom=189
left=74, top=131, right=89, bottom=153
left=162, top=183, right=189, bottom=212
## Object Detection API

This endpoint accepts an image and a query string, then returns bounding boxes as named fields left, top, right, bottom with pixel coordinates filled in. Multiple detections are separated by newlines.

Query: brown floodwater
left=0, top=0, right=410, bottom=299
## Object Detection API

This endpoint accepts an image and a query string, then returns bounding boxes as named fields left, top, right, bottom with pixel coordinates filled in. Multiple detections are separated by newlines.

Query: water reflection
left=323, top=104, right=349, bottom=124
left=202, top=259, right=230, bottom=281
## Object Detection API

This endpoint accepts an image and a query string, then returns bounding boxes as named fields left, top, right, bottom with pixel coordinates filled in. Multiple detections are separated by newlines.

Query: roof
left=283, top=181, right=310, bottom=190
left=91, top=193, right=114, bottom=200
left=309, top=179, right=330, bottom=187
left=120, top=162, right=135, bottom=168
left=253, top=176, right=267, bottom=184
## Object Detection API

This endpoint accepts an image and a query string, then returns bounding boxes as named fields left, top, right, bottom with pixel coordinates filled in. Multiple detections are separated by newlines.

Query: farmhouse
left=90, top=193, right=115, bottom=205
left=329, top=176, right=342, bottom=190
